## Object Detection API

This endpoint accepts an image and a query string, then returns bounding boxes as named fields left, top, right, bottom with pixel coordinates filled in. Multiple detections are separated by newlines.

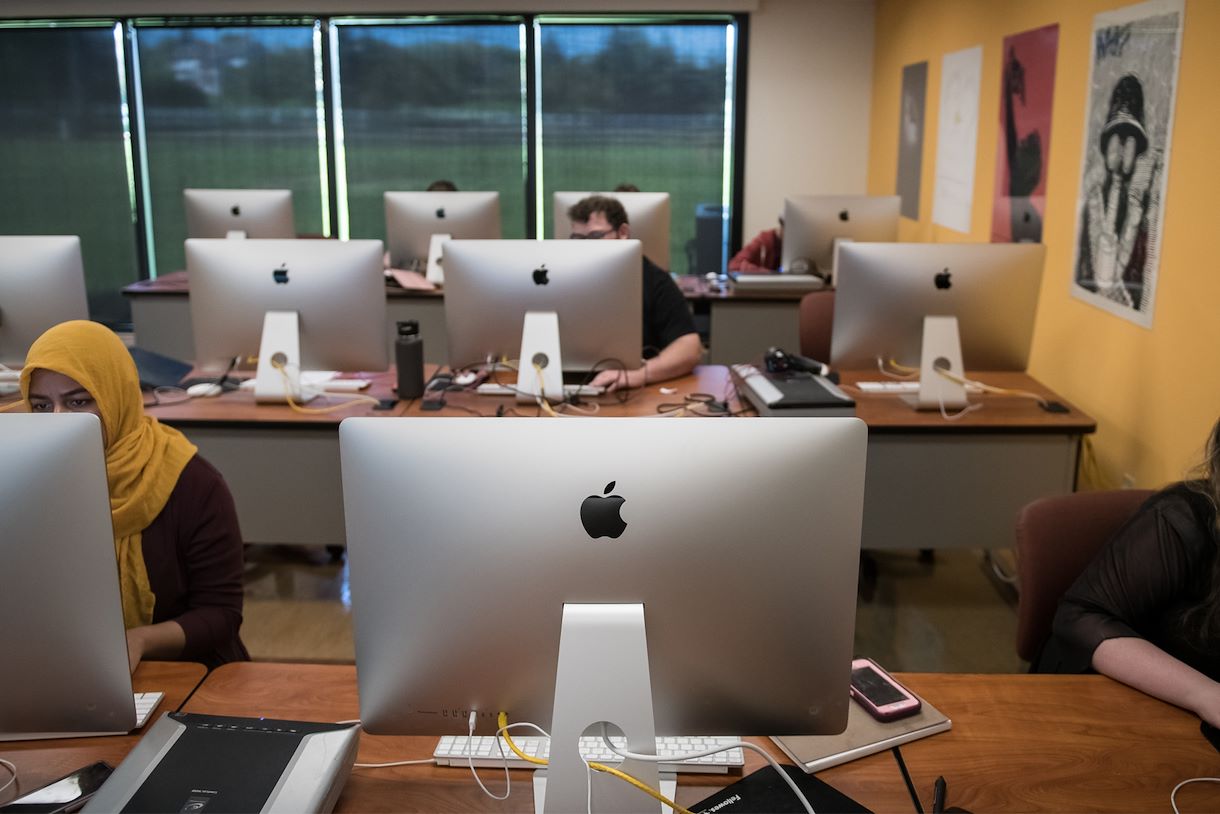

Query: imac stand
left=535, top=603, right=674, bottom=814
left=253, top=310, right=316, bottom=404
left=516, top=311, right=564, bottom=404
left=903, top=315, right=967, bottom=410
left=426, top=233, right=450, bottom=285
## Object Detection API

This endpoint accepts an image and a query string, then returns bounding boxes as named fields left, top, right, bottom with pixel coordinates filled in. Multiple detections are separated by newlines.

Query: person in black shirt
left=567, top=195, right=702, bottom=392
left=1041, top=416, right=1220, bottom=728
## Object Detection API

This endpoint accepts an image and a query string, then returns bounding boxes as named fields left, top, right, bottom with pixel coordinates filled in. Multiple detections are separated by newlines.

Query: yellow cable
left=886, top=357, right=919, bottom=374
left=533, top=363, right=559, bottom=417
left=933, top=367, right=1049, bottom=406
left=496, top=712, right=693, bottom=814
left=271, top=358, right=382, bottom=414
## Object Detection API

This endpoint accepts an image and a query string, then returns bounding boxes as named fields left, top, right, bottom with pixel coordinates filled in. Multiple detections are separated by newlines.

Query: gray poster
left=896, top=61, right=928, bottom=220
left=1071, top=0, right=1183, bottom=328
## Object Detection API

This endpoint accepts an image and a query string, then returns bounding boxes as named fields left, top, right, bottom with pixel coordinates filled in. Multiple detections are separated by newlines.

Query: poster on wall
left=896, top=61, right=928, bottom=220
left=991, top=24, right=1059, bottom=243
left=1071, top=0, right=1184, bottom=328
left=932, top=46, right=983, bottom=233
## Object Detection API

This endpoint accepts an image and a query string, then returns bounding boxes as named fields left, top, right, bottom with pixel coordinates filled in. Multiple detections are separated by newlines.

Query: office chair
left=798, top=289, right=834, bottom=362
left=1014, top=489, right=1154, bottom=664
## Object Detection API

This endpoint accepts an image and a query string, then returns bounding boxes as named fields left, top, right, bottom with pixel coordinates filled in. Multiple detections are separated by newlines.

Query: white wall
left=741, top=0, right=875, bottom=240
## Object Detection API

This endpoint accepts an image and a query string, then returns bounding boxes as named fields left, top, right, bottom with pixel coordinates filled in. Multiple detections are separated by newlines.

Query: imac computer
left=553, top=191, right=671, bottom=271
left=0, top=236, right=90, bottom=368
left=186, top=238, right=387, bottom=403
left=0, top=413, right=143, bottom=740
left=340, top=416, right=867, bottom=812
left=831, top=241, right=1046, bottom=409
left=183, top=188, right=296, bottom=240
left=781, top=195, right=901, bottom=277
left=384, top=191, right=501, bottom=273
left=442, top=239, right=641, bottom=402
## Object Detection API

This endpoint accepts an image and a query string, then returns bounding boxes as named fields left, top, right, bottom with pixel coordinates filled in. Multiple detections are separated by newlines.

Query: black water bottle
left=395, top=320, right=424, bottom=400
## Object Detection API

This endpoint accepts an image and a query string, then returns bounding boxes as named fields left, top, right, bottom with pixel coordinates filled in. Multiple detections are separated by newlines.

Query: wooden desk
left=0, top=661, right=206, bottom=804
left=123, top=271, right=448, bottom=365
left=838, top=370, right=1095, bottom=550
left=676, top=275, right=805, bottom=364
left=180, top=662, right=910, bottom=813
left=144, top=366, right=740, bottom=546
left=895, top=673, right=1220, bottom=813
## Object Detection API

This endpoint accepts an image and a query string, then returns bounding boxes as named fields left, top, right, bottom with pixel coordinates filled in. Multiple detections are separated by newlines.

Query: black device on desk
left=732, top=347, right=854, bottom=417
left=0, top=762, right=113, bottom=814
left=82, top=713, right=359, bottom=814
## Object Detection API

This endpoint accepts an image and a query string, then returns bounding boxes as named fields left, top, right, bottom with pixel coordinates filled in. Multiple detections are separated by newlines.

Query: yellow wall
left=867, top=0, right=1220, bottom=489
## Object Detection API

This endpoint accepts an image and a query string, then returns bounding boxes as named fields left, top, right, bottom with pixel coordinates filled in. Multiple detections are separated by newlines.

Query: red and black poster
left=990, top=24, right=1058, bottom=243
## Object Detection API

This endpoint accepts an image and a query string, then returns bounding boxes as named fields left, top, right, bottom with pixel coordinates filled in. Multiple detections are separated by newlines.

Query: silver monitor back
left=183, top=188, right=296, bottom=239
left=342, top=416, right=867, bottom=736
left=0, top=413, right=136, bottom=739
left=782, top=195, right=901, bottom=274
left=831, top=241, right=1046, bottom=370
left=442, top=239, right=641, bottom=372
left=186, top=238, right=387, bottom=373
left=384, top=191, right=501, bottom=268
left=553, top=191, right=671, bottom=270
left=0, top=236, right=90, bottom=367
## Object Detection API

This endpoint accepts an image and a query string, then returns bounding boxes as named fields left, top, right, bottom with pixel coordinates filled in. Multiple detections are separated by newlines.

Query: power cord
left=496, top=711, right=693, bottom=814
left=0, top=757, right=16, bottom=799
left=271, top=358, right=382, bottom=414
left=330, top=719, right=433, bottom=769
left=1171, top=777, right=1220, bottom=813
left=598, top=724, right=816, bottom=814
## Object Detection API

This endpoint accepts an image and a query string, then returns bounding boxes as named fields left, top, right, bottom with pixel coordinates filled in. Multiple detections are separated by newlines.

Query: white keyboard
left=856, top=380, right=982, bottom=393
left=475, top=383, right=603, bottom=398
left=134, top=691, right=164, bottom=728
left=434, top=735, right=745, bottom=774
left=0, top=368, right=20, bottom=382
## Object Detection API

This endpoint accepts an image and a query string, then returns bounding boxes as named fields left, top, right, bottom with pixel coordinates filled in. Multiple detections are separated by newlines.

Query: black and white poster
left=896, top=61, right=928, bottom=221
left=1071, top=0, right=1184, bottom=328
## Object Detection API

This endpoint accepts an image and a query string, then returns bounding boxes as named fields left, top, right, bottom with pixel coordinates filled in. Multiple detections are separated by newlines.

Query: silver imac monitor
left=186, top=238, right=387, bottom=376
left=183, top=188, right=296, bottom=239
left=782, top=195, right=901, bottom=275
left=442, top=239, right=641, bottom=374
left=830, top=241, right=1046, bottom=371
left=341, top=416, right=867, bottom=807
left=0, top=236, right=90, bottom=367
left=0, top=413, right=139, bottom=740
left=384, top=191, right=501, bottom=268
left=553, top=191, right=671, bottom=270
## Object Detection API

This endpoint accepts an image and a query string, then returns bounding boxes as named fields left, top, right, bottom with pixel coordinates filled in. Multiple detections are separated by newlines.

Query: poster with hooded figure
left=1071, top=0, right=1184, bottom=328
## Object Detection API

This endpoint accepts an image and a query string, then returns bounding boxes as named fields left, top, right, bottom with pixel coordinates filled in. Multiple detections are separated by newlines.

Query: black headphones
left=764, top=347, right=838, bottom=383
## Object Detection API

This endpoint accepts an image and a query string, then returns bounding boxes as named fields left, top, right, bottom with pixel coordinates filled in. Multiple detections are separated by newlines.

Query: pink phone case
left=850, top=658, right=921, bottom=721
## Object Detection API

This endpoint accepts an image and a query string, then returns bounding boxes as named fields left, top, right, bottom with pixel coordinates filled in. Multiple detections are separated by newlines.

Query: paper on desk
left=387, top=269, right=437, bottom=291
left=239, top=371, right=338, bottom=391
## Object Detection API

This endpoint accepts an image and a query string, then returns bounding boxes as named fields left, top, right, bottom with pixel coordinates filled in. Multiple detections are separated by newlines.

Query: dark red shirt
left=728, top=228, right=782, bottom=274
left=142, top=454, right=249, bottom=667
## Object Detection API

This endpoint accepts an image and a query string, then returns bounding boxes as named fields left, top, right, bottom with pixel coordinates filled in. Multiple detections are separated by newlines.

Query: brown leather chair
left=798, top=289, right=834, bottom=362
left=1014, top=489, right=1154, bottom=663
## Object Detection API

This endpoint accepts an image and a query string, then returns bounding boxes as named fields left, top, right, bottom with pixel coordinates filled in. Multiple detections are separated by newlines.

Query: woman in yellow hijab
left=20, top=321, right=248, bottom=670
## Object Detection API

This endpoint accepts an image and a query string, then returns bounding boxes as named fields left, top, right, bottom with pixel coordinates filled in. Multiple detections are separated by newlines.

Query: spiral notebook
left=770, top=693, right=951, bottom=773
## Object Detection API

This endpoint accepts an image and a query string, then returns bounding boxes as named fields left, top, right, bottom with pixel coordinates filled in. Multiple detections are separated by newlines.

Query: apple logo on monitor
left=934, top=268, right=952, bottom=290
left=273, top=264, right=289, bottom=285
left=435, top=207, right=446, bottom=219
left=838, top=209, right=850, bottom=222
left=580, top=481, right=627, bottom=539
left=231, top=205, right=241, bottom=217
left=532, top=264, right=549, bottom=286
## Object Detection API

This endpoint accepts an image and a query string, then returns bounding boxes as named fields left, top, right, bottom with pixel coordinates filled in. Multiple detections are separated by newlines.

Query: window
left=0, top=22, right=138, bottom=324
left=536, top=19, right=736, bottom=272
left=134, top=21, right=324, bottom=275
left=331, top=19, right=528, bottom=241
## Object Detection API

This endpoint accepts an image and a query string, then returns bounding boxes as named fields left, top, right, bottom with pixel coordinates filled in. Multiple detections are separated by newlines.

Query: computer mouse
left=186, top=382, right=223, bottom=398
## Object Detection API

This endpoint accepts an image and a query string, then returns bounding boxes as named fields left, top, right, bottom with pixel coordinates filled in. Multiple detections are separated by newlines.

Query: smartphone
left=0, top=762, right=113, bottom=813
left=849, top=657, right=921, bottom=721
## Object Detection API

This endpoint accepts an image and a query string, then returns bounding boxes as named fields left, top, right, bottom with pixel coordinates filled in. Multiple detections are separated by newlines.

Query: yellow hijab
left=20, top=321, right=198, bottom=629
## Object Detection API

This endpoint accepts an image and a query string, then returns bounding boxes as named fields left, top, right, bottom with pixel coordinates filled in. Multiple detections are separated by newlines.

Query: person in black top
left=1040, top=416, right=1220, bottom=728
left=567, top=195, right=702, bottom=392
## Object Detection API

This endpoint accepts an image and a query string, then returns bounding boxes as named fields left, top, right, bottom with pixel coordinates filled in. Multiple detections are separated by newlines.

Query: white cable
left=0, top=757, right=16, bottom=799
left=465, top=710, right=511, bottom=801
left=937, top=390, right=983, bottom=422
left=875, top=355, right=918, bottom=380
left=1171, top=777, right=1220, bottom=814
left=331, top=719, right=435, bottom=769
left=599, top=726, right=815, bottom=814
